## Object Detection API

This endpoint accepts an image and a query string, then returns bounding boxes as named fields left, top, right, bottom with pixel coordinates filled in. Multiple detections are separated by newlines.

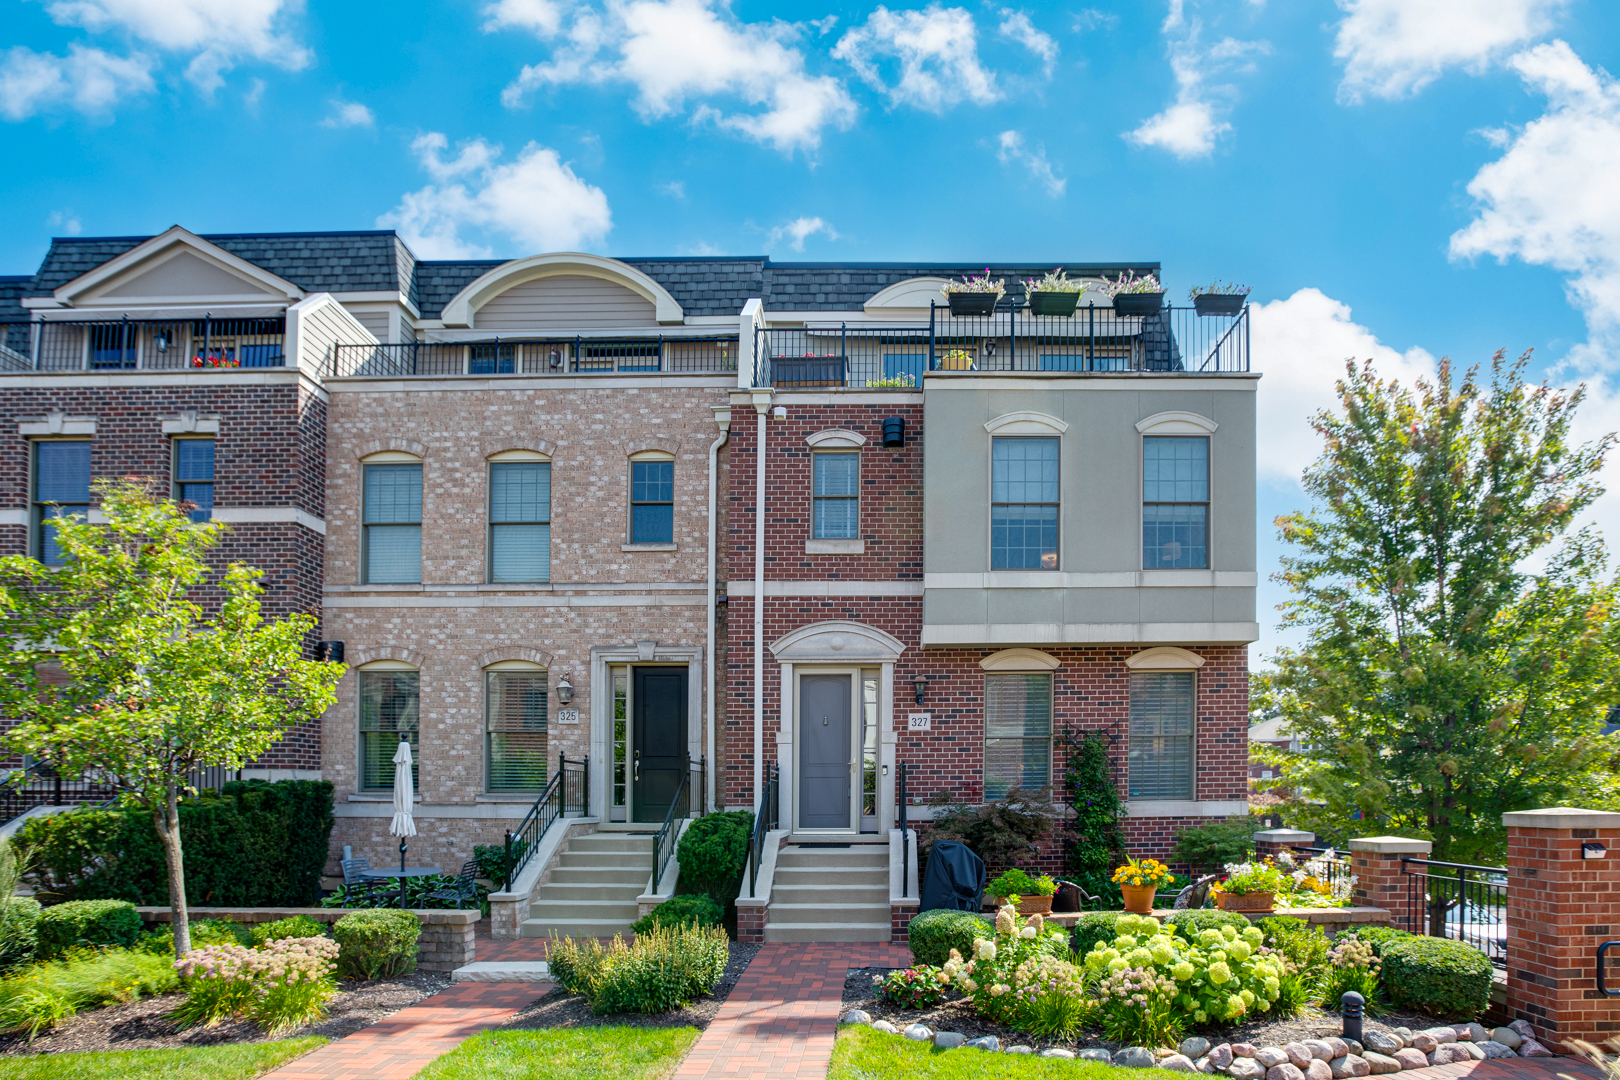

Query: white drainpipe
left=751, top=393, right=772, bottom=812
left=705, top=405, right=731, bottom=812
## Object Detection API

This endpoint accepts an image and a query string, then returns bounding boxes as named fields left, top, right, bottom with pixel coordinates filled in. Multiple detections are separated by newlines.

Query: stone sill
left=347, top=794, right=423, bottom=802
left=805, top=538, right=865, bottom=555
left=622, top=543, right=677, bottom=552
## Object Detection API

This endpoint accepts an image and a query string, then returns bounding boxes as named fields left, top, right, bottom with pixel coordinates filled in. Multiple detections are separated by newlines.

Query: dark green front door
left=632, top=667, right=687, bottom=823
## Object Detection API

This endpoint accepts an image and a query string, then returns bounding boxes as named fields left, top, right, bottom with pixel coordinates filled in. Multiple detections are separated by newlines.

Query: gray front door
left=799, top=674, right=851, bottom=829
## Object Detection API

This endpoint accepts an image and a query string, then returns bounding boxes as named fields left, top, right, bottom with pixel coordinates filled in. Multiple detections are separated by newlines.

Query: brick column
left=1348, top=836, right=1430, bottom=932
left=1503, top=806, right=1620, bottom=1048
left=1254, top=828, right=1314, bottom=862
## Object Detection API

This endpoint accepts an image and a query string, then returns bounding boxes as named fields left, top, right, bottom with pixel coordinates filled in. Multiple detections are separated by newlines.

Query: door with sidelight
left=798, top=672, right=856, bottom=831
left=632, top=666, right=688, bottom=823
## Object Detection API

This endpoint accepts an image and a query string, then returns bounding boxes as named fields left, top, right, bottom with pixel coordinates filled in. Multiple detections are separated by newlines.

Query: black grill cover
left=920, top=841, right=987, bottom=913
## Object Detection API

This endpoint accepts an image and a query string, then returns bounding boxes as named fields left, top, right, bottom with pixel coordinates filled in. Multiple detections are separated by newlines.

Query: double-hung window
left=32, top=441, right=91, bottom=566
left=489, top=456, right=550, bottom=582
left=983, top=673, right=1053, bottom=799
left=630, top=456, right=674, bottom=543
left=812, top=453, right=858, bottom=539
left=359, top=667, right=420, bottom=792
left=990, top=437, right=1059, bottom=570
left=486, top=665, right=548, bottom=792
left=1128, top=671, right=1194, bottom=799
left=363, top=460, right=422, bottom=583
left=173, top=439, right=214, bottom=522
left=1143, top=437, right=1208, bottom=569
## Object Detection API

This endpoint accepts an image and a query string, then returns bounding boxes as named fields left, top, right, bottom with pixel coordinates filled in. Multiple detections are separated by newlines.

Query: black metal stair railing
left=501, top=753, right=587, bottom=892
left=744, top=763, right=780, bottom=898
left=651, top=757, right=704, bottom=891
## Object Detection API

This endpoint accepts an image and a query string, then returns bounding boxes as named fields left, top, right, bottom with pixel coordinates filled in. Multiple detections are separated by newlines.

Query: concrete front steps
left=765, top=840, right=890, bottom=943
left=519, top=829, right=655, bottom=939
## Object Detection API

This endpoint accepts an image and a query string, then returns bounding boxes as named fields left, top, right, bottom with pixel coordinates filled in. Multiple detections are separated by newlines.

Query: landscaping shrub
left=874, top=965, right=951, bottom=1009
left=0, top=947, right=178, bottom=1039
left=550, top=925, right=729, bottom=1014
left=1070, top=911, right=1125, bottom=957
left=1172, top=820, right=1256, bottom=875
left=985, top=868, right=1057, bottom=901
left=1163, top=909, right=1253, bottom=937
left=629, top=893, right=722, bottom=935
left=924, top=787, right=1054, bottom=876
left=36, top=899, right=142, bottom=957
left=1256, top=915, right=1328, bottom=1016
left=1353, top=925, right=1413, bottom=956
left=1380, top=936, right=1492, bottom=1019
left=174, top=936, right=340, bottom=1035
left=472, top=843, right=513, bottom=886
left=675, top=812, right=753, bottom=902
left=907, top=909, right=993, bottom=967
left=252, top=915, right=328, bottom=946
left=0, top=897, right=42, bottom=972
left=137, top=918, right=253, bottom=955
left=331, top=910, right=420, bottom=980
left=944, top=905, right=1087, bottom=1038
left=17, top=780, right=334, bottom=907
left=1319, top=933, right=1383, bottom=1011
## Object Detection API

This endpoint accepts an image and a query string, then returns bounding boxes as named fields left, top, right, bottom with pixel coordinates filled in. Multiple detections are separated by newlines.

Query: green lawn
left=830, top=1025, right=1186, bottom=1080
left=0, top=1037, right=325, bottom=1080
left=414, top=1027, right=701, bottom=1080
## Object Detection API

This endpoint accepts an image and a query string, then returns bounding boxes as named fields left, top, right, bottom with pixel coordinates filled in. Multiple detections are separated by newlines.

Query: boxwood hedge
left=37, top=899, right=142, bottom=958
left=1380, top=935, right=1493, bottom=1019
left=908, top=909, right=994, bottom=967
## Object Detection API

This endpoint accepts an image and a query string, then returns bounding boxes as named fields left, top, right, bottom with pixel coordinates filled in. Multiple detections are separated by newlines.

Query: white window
left=488, top=451, right=550, bottom=583
left=362, top=453, right=422, bottom=584
left=813, top=452, right=858, bottom=539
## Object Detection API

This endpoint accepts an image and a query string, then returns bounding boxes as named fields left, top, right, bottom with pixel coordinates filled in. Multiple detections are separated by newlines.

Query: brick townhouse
left=0, top=229, right=1256, bottom=941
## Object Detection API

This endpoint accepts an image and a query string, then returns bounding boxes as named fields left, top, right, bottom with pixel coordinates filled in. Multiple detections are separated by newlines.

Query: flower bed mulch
left=0, top=971, right=452, bottom=1057
left=842, top=966, right=1452, bottom=1057
left=498, top=942, right=761, bottom=1032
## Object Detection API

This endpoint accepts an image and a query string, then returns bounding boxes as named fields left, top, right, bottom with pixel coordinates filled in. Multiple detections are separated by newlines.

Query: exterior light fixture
left=154, top=333, right=169, bottom=354
left=1585, top=842, right=1608, bottom=860
left=882, top=417, right=905, bottom=447
left=913, top=675, right=927, bottom=705
left=557, top=673, right=574, bottom=704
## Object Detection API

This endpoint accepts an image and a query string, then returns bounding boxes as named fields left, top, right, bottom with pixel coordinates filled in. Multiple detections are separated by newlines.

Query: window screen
left=1128, top=671, right=1194, bottom=799
left=631, top=460, right=674, bottom=543
left=984, top=673, right=1052, bottom=799
left=489, top=462, right=550, bottom=582
left=486, top=669, right=548, bottom=791
left=991, top=437, right=1059, bottom=570
left=33, top=441, right=91, bottom=565
left=359, top=670, right=420, bottom=792
left=1143, top=437, right=1208, bottom=569
left=364, top=464, right=422, bottom=583
left=174, top=439, right=214, bottom=522
left=813, top=453, right=858, bottom=538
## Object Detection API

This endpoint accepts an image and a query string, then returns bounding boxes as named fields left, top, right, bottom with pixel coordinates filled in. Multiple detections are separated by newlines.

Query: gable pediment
left=96, top=250, right=282, bottom=301
left=54, top=225, right=303, bottom=308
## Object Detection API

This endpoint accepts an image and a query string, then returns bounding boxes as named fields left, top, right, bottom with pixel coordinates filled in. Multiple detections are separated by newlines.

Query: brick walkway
left=260, top=981, right=549, bottom=1080
left=673, top=942, right=911, bottom=1080
left=1397, top=1056, right=1601, bottom=1080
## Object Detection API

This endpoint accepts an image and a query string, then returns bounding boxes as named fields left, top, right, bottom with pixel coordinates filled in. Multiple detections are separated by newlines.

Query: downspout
left=705, top=405, right=731, bottom=812
left=753, top=401, right=767, bottom=814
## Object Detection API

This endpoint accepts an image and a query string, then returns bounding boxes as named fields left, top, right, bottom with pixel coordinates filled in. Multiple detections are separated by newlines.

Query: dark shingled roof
left=0, top=276, right=31, bottom=321
left=11, top=230, right=1161, bottom=320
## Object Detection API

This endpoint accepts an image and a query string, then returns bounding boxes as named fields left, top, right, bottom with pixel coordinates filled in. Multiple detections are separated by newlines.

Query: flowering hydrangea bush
left=1319, top=932, right=1381, bottom=1008
left=1096, top=965, right=1182, bottom=1046
left=874, top=965, right=951, bottom=1009
left=1083, top=913, right=1281, bottom=1029
left=942, top=903, right=1088, bottom=1037
left=173, top=936, right=339, bottom=1034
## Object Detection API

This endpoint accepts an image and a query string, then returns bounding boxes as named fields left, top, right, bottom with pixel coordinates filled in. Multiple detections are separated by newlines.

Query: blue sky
left=5, top=0, right=1620, bottom=663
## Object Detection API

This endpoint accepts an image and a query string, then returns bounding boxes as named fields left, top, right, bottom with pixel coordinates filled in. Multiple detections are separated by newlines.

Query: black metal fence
left=501, top=753, right=588, bottom=892
left=1290, top=845, right=1354, bottom=899
left=1402, top=857, right=1508, bottom=967
left=0, top=318, right=287, bottom=371
left=0, top=761, right=241, bottom=826
left=330, top=337, right=739, bottom=378
left=898, top=761, right=910, bottom=898
left=744, top=762, right=780, bottom=899
left=752, top=301, right=1249, bottom=388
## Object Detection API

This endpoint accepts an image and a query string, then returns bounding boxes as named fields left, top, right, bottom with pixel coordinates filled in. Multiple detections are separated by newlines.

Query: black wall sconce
left=317, top=641, right=344, bottom=663
left=882, top=417, right=905, bottom=448
left=913, top=675, right=927, bottom=705
left=557, top=673, right=574, bottom=704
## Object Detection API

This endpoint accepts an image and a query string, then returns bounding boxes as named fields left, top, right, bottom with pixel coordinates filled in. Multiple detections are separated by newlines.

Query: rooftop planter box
left=946, top=292, right=999, bottom=316
left=1112, top=292, right=1165, bottom=317
left=1027, top=290, right=1080, bottom=317
left=1194, top=293, right=1246, bottom=316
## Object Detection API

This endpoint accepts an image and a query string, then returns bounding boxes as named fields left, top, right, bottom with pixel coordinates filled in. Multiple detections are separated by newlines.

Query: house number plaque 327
left=907, top=713, right=932, bottom=730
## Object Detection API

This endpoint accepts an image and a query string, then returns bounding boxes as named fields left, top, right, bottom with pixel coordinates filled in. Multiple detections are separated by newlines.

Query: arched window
left=485, top=660, right=549, bottom=792
left=358, top=660, right=419, bottom=792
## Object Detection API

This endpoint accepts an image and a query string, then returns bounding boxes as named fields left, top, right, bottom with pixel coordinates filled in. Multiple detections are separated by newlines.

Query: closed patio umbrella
left=389, top=739, right=417, bottom=904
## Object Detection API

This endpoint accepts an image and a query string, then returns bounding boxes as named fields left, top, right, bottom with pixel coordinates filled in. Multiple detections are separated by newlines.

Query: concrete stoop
left=764, top=842, right=890, bottom=943
left=519, top=830, right=655, bottom=939
left=452, top=961, right=552, bottom=982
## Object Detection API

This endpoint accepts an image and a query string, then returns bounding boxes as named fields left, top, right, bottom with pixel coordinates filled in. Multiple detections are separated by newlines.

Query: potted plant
left=941, top=270, right=1005, bottom=316
left=987, top=868, right=1058, bottom=915
left=1105, top=270, right=1164, bottom=317
left=1189, top=280, right=1250, bottom=316
left=1111, top=857, right=1174, bottom=915
left=1022, top=268, right=1085, bottom=317
left=1215, top=860, right=1286, bottom=913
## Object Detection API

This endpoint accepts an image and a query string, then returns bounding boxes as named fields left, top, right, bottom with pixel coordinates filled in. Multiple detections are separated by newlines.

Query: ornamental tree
left=1261, top=352, right=1620, bottom=864
left=0, top=478, right=343, bottom=956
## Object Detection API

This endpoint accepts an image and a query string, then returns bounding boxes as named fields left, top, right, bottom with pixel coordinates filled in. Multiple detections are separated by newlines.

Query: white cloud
left=1073, top=9, right=1117, bottom=32
left=1127, top=27, right=1268, bottom=160
left=659, top=180, right=685, bottom=198
left=1249, top=288, right=1436, bottom=484
left=41, top=0, right=312, bottom=94
left=766, top=216, right=836, bottom=252
left=1449, top=41, right=1620, bottom=370
left=996, top=10, right=1057, bottom=78
left=496, top=0, right=856, bottom=156
left=1332, top=0, right=1570, bottom=103
left=47, top=209, right=83, bottom=235
left=996, top=130, right=1064, bottom=196
left=0, top=44, right=154, bottom=120
left=244, top=76, right=264, bottom=113
left=482, top=0, right=563, bottom=37
left=833, top=4, right=998, bottom=112
left=378, top=132, right=612, bottom=259
left=320, top=98, right=374, bottom=129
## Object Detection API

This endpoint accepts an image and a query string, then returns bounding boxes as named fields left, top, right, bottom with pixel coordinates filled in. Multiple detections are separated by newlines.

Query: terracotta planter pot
left=1217, top=891, right=1275, bottom=914
left=988, top=894, right=1054, bottom=916
left=1120, top=883, right=1157, bottom=914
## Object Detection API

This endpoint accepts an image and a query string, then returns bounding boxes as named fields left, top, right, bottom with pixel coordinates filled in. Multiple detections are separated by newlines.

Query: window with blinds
left=359, top=669, right=419, bottom=792
left=489, top=461, right=550, bottom=582
left=813, top=453, right=858, bottom=538
left=486, top=668, right=548, bottom=791
left=984, top=673, right=1052, bottom=799
left=1143, top=437, right=1208, bottom=569
left=364, top=463, right=422, bottom=583
left=173, top=439, right=214, bottom=522
left=1128, top=671, right=1194, bottom=799
left=33, top=440, right=91, bottom=565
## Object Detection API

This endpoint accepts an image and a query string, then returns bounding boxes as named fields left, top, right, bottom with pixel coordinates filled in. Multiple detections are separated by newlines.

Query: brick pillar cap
left=1503, top=806, right=1620, bottom=830
left=1254, top=829, right=1315, bottom=843
left=1347, top=836, right=1432, bottom=854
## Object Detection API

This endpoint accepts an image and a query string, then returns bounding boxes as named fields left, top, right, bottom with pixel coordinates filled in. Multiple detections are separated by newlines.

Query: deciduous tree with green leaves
left=0, top=479, right=343, bottom=956
left=1262, top=352, right=1620, bottom=864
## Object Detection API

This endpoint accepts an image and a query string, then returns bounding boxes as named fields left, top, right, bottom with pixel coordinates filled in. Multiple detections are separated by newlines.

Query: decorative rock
left=1390, top=1028, right=1414, bottom=1044
left=1362, top=1032, right=1403, bottom=1055
left=1266, top=1064, right=1306, bottom=1080
left=1491, top=1027, right=1522, bottom=1050
left=1117, top=1047, right=1159, bottom=1069
left=934, top=1032, right=966, bottom=1050
left=1284, top=1044, right=1315, bottom=1069
left=903, top=1024, right=933, bottom=1042
left=1257, top=1048, right=1291, bottom=1069
left=1006, top=1045, right=1034, bottom=1055
left=1476, top=1041, right=1515, bottom=1059
left=1209, top=1044, right=1235, bottom=1069
left=1344, top=1042, right=1363, bottom=1058
left=1305, top=1058, right=1334, bottom=1080
left=1196, top=1056, right=1216, bottom=1074
left=871, top=1020, right=899, bottom=1035
left=1041, top=1048, right=1077, bottom=1060
left=1457, top=1042, right=1487, bottom=1061
left=1228, top=1059, right=1267, bottom=1080
left=1361, top=1053, right=1402, bottom=1075
left=1325, top=1039, right=1349, bottom=1059
left=1078, top=1049, right=1114, bottom=1063
left=1408, top=1034, right=1437, bottom=1054
left=1508, top=1020, right=1536, bottom=1039
left=966, top=1036, right=1000, bottom=1052
left=843, top=1010, right=872, bottom=1026
left=1420, top=1027, right=1458, bottom=1046
left=1163, top=1055, right=1199, bottom=1072
left=1393, top=1049, right=1429, bottom=1070
left=1232, top=1044, right=1259, bottom=1060
left=1304, top=1040, right=1336, bottom=1061
left=1158, top=1048, right=1181, bottom=1059
left=1183, top=1038, right=1214, bottom=1059
left=1521, top=1039, right=1554, bottom=1058
left=1428, top=1044, right=1471, bottom=1065
left=1329, top=1054, right=1370, bottom=1079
